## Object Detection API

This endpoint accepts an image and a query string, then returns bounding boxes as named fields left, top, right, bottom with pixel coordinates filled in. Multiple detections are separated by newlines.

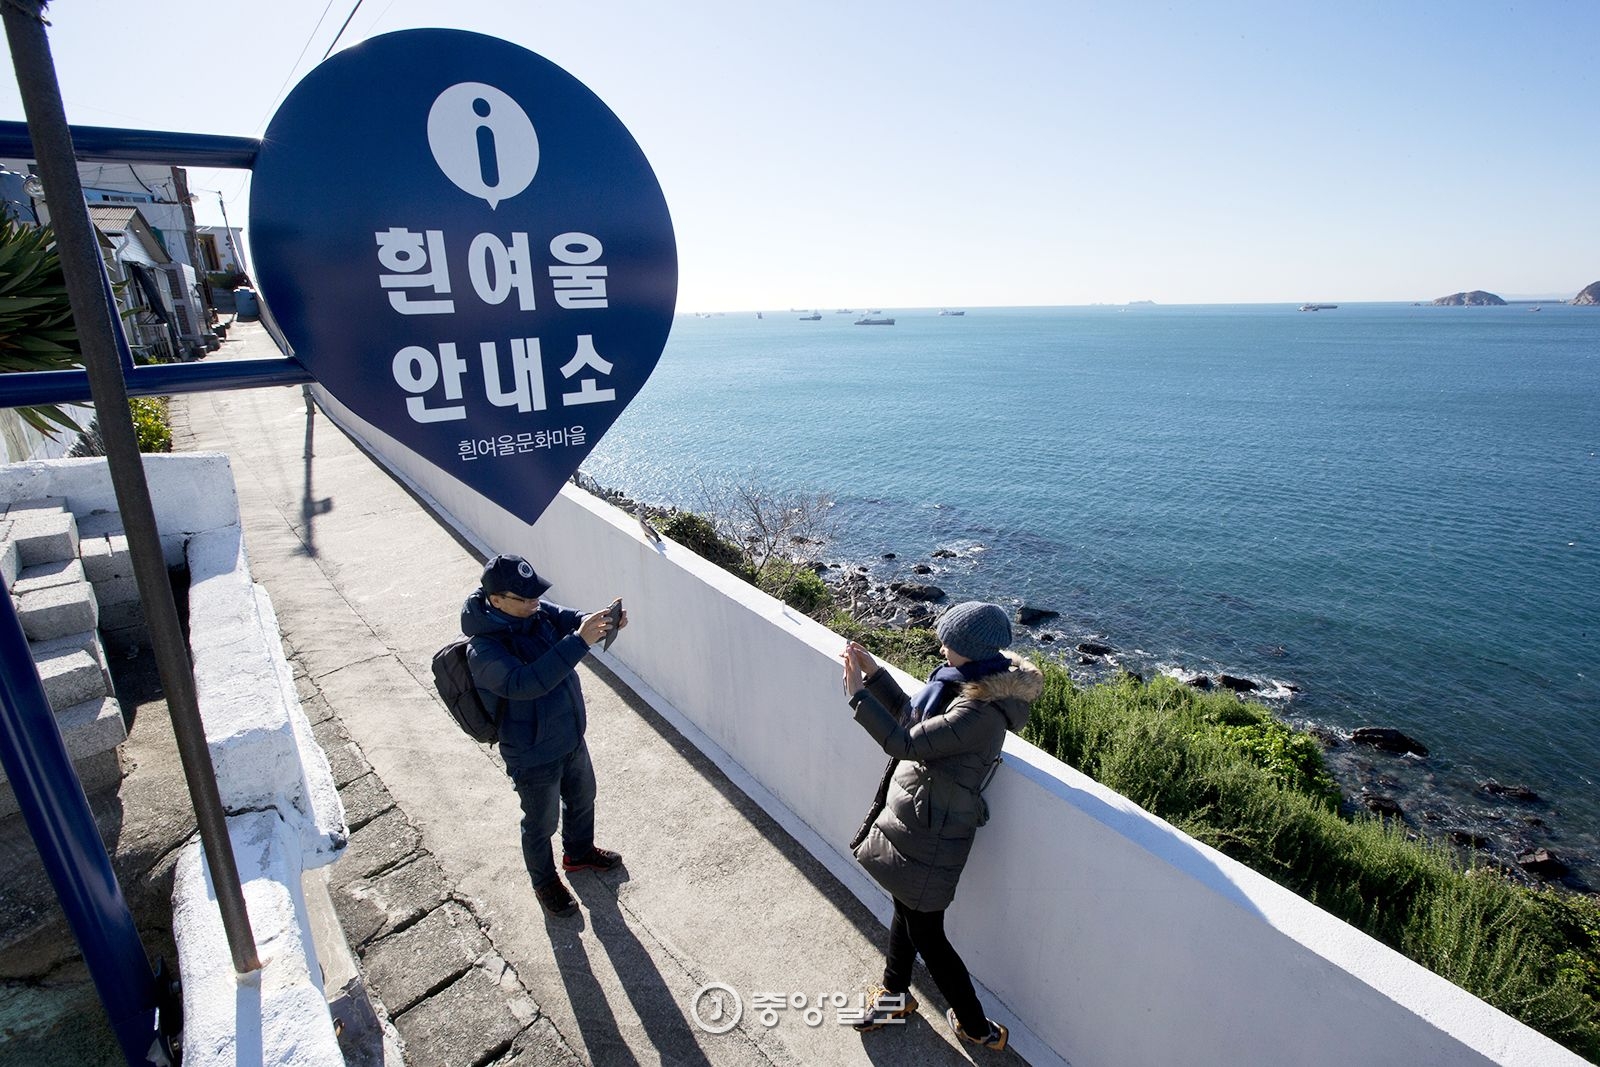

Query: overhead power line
left=322, top=0, right=368, bottom=62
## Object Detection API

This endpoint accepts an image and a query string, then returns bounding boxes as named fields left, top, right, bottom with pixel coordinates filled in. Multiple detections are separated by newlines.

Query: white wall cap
left=172, top=811, right=344, bottom=1067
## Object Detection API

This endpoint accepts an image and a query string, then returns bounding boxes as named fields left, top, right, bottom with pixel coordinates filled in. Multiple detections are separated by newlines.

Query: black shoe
left=562, top=846, right=623, bottom=873
left=535, top=878, right=578, bottom=917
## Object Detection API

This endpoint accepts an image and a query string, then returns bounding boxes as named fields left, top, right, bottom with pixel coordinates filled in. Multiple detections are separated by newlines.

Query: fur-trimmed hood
left=959, top=650, right=1042, bottom=732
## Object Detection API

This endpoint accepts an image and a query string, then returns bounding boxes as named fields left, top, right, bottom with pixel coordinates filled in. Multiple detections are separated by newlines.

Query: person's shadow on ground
left=552, top=868, right=717, bottom=1067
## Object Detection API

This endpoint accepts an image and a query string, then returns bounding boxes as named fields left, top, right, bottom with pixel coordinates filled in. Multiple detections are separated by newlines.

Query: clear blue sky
left=3, top=1, right=1595, bottom=308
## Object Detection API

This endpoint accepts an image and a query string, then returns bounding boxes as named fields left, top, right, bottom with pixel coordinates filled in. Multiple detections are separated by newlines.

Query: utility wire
left=321, top=0, right=367, bottom=62
left=256, top=0, right=337, bottom=137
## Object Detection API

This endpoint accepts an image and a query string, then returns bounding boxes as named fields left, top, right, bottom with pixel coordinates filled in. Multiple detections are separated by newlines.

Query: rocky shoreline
left=577, top=474, right=1596, bottom=893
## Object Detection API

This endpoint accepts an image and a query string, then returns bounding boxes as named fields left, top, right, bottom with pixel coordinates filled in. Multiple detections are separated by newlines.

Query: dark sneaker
left=562, top=846, right=623, bottom=873
left=534, top=878, right=578, bottom=917
left=947, top=1008, right=1007, bottom=1051
left=852, top=985, right=918, bottom=1031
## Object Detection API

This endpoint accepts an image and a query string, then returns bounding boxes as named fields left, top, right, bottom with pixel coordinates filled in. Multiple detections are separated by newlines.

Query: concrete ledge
left=79, top=533, right=129, bottom=584
left=0, top=537, right=17, bottom=588
left=15, top=579, right=98, bottom=642
left=185, top=525, right=346, bottom=865
left=30, top=630, right=114, bottom=699
left=52, top=696, right=127, bottom=763
left=172, top=812, right=344, bottom=1067
left=74, top=509, right=126, bottom=541
left=0, top=455, right=241, bottom=567
left=96, top=598, right=146, bottom=635
left=0, top=748, right=122, bottom=820
left=12, top=557, right=85, bottom=594
left=35, top=646, right=108, bottom=712
left=7, top=508, right=79, bottom=568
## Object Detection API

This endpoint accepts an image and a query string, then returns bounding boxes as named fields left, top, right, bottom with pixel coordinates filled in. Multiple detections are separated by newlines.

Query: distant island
left=1432, top=290, right=1506, bottom=306
left=1573, top=281, right=1600, bottom=305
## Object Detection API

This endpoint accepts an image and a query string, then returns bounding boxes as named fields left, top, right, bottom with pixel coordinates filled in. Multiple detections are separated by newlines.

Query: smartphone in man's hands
left=602, top=599, right=623, bottom=651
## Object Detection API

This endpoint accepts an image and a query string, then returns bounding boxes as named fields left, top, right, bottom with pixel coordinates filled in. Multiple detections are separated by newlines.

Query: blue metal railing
left=0, top=120, right=259, bottom=168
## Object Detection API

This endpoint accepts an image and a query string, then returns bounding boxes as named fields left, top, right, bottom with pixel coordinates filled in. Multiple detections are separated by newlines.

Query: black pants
left=882, top=897, right=987, bottom=1034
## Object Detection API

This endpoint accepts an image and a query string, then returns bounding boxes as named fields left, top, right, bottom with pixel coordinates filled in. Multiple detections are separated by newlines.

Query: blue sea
left=583, top=304, right=1600, bottom=881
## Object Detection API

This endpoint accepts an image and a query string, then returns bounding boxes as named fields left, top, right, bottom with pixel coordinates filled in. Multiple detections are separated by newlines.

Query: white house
left=195, top=224, right=247, bottom=277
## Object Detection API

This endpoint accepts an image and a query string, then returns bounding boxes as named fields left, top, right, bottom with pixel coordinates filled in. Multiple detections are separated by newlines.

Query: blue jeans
left=508, top=740, right=596, bottom=887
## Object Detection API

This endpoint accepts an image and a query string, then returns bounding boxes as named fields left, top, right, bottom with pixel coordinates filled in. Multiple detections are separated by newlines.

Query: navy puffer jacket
left=461, top=590, right=590, bottom=769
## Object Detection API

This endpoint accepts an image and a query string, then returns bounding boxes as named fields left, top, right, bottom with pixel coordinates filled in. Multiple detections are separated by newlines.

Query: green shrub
left=658, top=510, right=835, bottom=616
left=129, top=397, right=170, bottom=453
left=759, top=559, right=830, bottom=615
left=657, top=511, right=750, bottom=577
left=1016, top=661, right=1600, bottom=1058
left=0, top=215, right=84, bottom=437
left=828, top=613, right=942, bottom=678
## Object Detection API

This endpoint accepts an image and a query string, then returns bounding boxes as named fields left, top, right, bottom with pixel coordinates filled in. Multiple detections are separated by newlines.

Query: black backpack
left=430, top=636, right=507, bottom=744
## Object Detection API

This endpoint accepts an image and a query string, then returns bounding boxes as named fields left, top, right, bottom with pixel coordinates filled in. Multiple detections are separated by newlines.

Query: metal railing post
left=2, top=0, right=261, bottom=981
left=0, top=582, right=167, bottom=1065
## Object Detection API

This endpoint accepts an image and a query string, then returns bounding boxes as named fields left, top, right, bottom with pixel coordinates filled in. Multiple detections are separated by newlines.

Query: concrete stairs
left=1, top=497, right=144, bottom=819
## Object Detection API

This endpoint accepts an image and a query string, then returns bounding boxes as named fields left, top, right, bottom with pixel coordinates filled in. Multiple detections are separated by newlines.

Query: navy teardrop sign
left=250, top=29, right=676, bottom=523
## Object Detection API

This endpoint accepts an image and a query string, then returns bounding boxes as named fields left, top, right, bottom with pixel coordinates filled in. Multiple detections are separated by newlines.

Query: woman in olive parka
left=842, top=600, right=1042, bottom=1052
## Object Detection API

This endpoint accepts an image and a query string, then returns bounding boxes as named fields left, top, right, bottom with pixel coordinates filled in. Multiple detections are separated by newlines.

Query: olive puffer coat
left=850, top=651, right=1042, bottom=911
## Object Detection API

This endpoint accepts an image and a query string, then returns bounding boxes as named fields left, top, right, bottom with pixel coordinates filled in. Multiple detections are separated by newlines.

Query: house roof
left=87, top=203, right=170, bottom=264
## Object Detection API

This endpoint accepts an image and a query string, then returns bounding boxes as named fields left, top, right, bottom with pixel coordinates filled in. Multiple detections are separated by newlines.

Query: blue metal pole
left=0, top=579, right=162, bottom=1064
left=0, top=357, right=316, bottom=407
left=0, top=119, right=259, bottom=169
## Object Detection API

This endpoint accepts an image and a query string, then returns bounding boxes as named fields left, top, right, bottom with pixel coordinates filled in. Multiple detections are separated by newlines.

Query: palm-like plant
left=0, top=212, right=84, bottom=436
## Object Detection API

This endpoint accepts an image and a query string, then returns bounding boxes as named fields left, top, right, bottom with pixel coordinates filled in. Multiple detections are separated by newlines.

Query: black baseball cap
left=480, top=554, right=551, bottom=599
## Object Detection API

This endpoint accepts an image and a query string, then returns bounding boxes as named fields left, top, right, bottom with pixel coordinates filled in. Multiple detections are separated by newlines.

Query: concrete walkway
left=171, top=321, right=1011, bottom=1067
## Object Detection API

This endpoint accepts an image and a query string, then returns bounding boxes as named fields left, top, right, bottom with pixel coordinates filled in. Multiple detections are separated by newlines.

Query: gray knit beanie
left=936, top=601, right=1012, bottom=660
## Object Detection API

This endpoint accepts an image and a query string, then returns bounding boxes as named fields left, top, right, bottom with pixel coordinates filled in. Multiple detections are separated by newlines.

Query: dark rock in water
left=1481, top=780, right=1541, bottom=803
left=1185, top=674, right=1215, bottom=691
left=1016, top=605, right=1060, bottom=626
left=809, top=561, right=829, bottom=573
left=1038, top=632, right=1056, bottom=643
left=1448, top=830, right=1491, bottom=850
left=1360, top=792, right=1404, bottom=818
left=890, top=582, right=945, bottom=602
left=1419, top=809, right=1445, bottom=824
left=1078, top=655, right=1098, bottom=665
left=906, top=603, right=934, bottom=621
left=1516, top=849, right=1569, bottom=879
left=881, top=552, right=897, bottom=560
left=931, top=548, right=957, bottom=559
left=1522, top=816, right=1546, bottom=828
left=1076, top=641, right=1115, bottom=657
left=1350, top=727, right=1429, bottom=757
left=911, top=563, right=933, bottom=574
left=1218, top=674, right=1258, bottom=693
left=1307, top=726, right=1342, bottom=748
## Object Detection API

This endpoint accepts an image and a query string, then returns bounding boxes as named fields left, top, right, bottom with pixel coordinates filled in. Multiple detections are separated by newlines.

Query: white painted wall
left=0, top=405, right=94, bottom=464
left=312, top=386, right=1587, bottom=1067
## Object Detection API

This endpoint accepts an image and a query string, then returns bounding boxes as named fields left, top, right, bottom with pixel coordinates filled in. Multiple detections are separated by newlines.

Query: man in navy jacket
left=463, top=554, right=626, bottom=917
